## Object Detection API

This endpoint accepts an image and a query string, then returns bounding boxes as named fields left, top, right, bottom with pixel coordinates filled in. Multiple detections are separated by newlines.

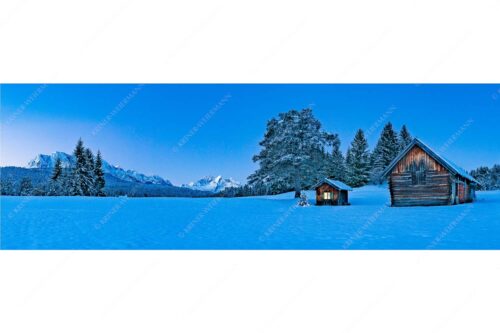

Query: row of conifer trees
left=1, top=139, right=106, bottom=196
left=223, top=109, right=413, bottom=197
left=49, top=139, right=106, bottom=196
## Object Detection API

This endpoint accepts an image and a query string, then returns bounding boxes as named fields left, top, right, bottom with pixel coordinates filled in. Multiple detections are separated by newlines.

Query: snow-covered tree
left=70, top=139, right=86, bottom=195
left=19, top=177, right=33, bottom=196
left=69, top=138, right=95, bottom=196
left=248, top=109, right=331, bottom=197
left=94, top=150, right=106, bottom=196
left=84, top=148, right=96, bottom=196
left=345, top=129, right=370, bottom=187
left=471, top=166, right=490, bottom=190
left=52, top=158, right=63, bottom=181
left=48, top=158, right=64, bottom=196
left=398, top=124, right=413, bottom=152
left=370, top=122, right=399, bottom=184
left=471, top=165, right=500, bottom=190
left=492, top=165, right=500, bottom=189
left=1, top=178, right=15, bottom=195
left=297, top=192, right=310, bottom=206
left=324, top=133, right=346, bottom=181
left=248, top=118, right=279, bottom=192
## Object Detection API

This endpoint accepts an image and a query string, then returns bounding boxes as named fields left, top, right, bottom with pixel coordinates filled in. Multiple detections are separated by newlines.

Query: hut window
left=409, top=161, right=426, bottom=185
left=323, top=192, right=332, bottom=200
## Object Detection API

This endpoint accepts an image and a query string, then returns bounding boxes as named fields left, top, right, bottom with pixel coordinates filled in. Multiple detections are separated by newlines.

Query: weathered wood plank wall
left=316, top=184, right=339, bottom=204
left=389, top=146, right=452, bottom=206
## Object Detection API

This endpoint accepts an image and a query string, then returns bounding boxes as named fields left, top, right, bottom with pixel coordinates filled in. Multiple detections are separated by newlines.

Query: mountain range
left=27, top=152, right=172, bottom=186
left=182, top=175, right=241, bottom=193
left=1, top=152, right=241, bottom=196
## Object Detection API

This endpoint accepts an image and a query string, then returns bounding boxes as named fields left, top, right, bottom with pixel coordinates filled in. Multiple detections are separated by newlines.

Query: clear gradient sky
left=1, top=84, right=499, bottom=185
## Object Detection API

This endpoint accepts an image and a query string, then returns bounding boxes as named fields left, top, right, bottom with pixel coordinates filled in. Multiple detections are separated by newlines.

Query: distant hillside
left=0, top=167, right=211, bottom=197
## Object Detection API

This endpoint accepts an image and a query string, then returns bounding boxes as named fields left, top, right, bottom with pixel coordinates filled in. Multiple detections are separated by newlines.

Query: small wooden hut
left=381, top=138, right=479, bottom=207
left=314, top=178, right=353, bottom=206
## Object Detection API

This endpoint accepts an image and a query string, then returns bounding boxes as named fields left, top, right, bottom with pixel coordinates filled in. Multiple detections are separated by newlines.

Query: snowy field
left=1, top=186, right=499, bottom=249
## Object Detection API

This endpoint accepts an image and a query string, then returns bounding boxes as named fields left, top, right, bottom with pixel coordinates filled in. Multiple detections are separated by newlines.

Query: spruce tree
left=346, top=129, right=370, bottom=187
left=1, top=178, right=15, bottom=195
left=95, top=150, right=106, bottom=196
left=19, top=177, right=33, bottom=196
left=248, top=109, right=330, bottom=197
left=71, top=138, right=86, bottom=195
left=492, top=165, right=500, bottom=189
left=324, top=134, right=346, bottom=181
left=370, top=122, right=400, bottom=184
left=71, top=138, right=94, bottom=196
left=398, top=124, right=413, bottom=152
left=51, top=158, right=63, bottom=181
left=248, top=118, right=278, bottom=193
left=48, top=158, right=63, bottom=196
left=470, top=166, right=498, bottom=190
left=84, top=148, right=96, bottom=196
left=345, top=147, right=352, bottom=178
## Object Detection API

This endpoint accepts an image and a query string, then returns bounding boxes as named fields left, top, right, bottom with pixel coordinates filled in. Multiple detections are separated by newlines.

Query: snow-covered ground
left=1, top=186, right=499, bottom=249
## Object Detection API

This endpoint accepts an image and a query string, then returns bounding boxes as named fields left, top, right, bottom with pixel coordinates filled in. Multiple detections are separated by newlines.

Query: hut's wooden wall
left=455, top=180, right=474, bottom=204
left=393, top=146, right=447, bottom=173
left=316, top=184, right=339, bottom=205
left=389, top=146, right=452, bottom=206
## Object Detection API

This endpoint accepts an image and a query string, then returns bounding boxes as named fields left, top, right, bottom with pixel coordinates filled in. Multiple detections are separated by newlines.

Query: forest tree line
left=470, top=165, right=500, bottom=190
left=221, top=108, right=495, bottom=198
left=1, top=139, right=106, bottom=196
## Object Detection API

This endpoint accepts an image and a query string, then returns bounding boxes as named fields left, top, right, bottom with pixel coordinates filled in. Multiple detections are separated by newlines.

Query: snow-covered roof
left=314, top=178, right=353, bottom=191
left=381, top=138, right=479, bottom=184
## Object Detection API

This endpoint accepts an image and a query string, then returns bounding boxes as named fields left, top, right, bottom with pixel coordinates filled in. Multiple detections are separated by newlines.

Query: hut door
left=458, top=183, right=465, bottom=203
left=453, top=183, right=459, bottom=205
left=323, top=192, right=332, bottom=205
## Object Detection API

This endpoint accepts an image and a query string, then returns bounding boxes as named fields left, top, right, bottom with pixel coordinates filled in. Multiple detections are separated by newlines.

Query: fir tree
left=470, top=166, right=490, bottom=190
left=48, top=158, right=64, bottom=196
left=70, top=139, right=96, bottom=196
left=247, top=118, right=278, bottom=192
left=398, top=124, right=413, bottom=152
left=248, top=109, right=330, bottom=197
left=84, top=148, right=96, bottom=196
left=1, top=178, right=15, bottom=195
left=470, top=165, right=500, bottom=191
left=51, top=158, right=63, bottom=181
left=370, top=122, right=400, bottom=184
left=345, top=129, right=370, bottom=187
left=94, top=150, right=106, bottom=196
left=492, top=165, right=500, bottom=189
left=19, top=177, right=33, bottom=196
left=324, top=133, right=346, bottom=181
left=71, top=138, right=86, bottom=196
left=59, top=167, right=72, bottom=196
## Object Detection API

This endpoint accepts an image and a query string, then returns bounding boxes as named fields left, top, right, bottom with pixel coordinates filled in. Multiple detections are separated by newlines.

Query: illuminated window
left=323, top=192, right=332, bottom=200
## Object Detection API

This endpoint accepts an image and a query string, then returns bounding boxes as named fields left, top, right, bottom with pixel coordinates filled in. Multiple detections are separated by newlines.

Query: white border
left=1, top=251, right=499, bottom=333
left=1, top=1, right=500, bottom=332
left=1, top=0, right=500, bottom=83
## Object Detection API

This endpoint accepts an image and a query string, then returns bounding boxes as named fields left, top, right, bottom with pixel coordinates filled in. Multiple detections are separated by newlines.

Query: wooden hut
left=314, top=178, right=353, bottom=206
left=381, top=138, right=479, bottom=207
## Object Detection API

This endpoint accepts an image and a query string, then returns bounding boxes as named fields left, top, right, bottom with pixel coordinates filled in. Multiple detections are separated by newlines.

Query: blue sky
left=1, top=84, right=499, bottom=185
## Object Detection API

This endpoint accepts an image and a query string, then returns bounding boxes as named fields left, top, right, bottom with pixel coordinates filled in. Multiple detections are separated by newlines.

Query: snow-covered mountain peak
left=27, top=152, right=74, bottom=169
left=183, top=175, right=240, bottom=193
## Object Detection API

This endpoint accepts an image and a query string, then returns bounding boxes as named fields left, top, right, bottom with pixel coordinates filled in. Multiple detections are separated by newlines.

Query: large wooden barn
left=381, top=138, right=479, bottom=207
left=314, top=178, right=353, bottom=206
